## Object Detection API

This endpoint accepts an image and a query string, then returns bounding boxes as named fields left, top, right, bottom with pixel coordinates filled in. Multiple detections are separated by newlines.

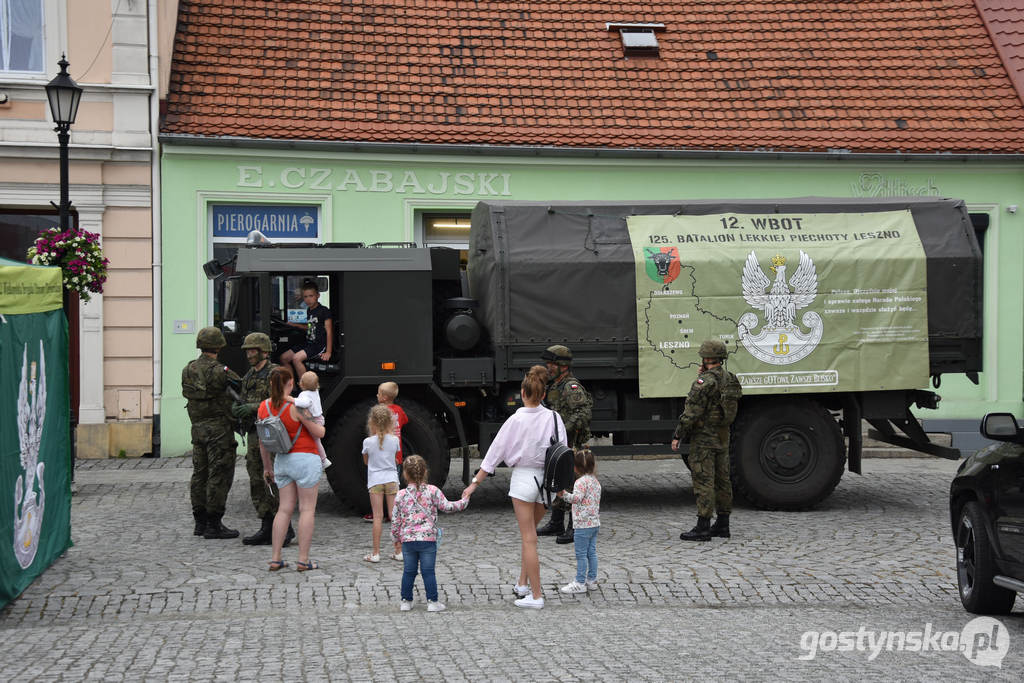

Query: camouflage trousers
left=189, top=420, right=237, bottom=516
left=245, top=431, right=280, bottom=519
left=689, top=445, right=732, bottom=518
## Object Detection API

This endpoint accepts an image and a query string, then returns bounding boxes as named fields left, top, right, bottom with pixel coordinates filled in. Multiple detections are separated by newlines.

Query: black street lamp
left=45, top=55, right=83, bottom=231
left=45, top=54, right=83, bottom=483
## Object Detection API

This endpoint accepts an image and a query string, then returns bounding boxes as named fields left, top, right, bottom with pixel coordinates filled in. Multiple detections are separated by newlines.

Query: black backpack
left=535, top=410, right=575, bottom=508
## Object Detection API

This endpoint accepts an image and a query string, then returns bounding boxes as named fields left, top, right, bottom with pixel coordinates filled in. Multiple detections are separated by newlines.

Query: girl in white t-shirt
left=362, top=404, right=402, bottom=563
left=293, top=371, right=330, bottom=469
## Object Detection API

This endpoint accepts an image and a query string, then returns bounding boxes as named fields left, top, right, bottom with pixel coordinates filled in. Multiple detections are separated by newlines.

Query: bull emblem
left=644, top=247, right=681, bottom=285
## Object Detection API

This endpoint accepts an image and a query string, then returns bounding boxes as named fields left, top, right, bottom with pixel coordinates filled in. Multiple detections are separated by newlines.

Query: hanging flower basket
left=27, top=227, right=110, bottom=303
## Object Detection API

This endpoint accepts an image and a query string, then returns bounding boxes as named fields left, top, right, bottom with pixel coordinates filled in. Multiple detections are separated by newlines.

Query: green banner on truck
left=627, top=211, right=930, bottom=397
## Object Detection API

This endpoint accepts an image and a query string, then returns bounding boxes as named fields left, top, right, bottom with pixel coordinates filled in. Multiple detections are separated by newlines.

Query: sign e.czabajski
left=627, top=211, right=929, bottom=397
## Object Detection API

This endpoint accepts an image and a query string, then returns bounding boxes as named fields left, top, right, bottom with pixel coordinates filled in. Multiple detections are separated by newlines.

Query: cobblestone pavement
left=3, top=456, right=1023, bottom=680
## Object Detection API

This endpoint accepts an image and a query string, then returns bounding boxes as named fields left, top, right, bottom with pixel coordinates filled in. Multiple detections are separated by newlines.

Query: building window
left=209, top=203, right=321, bottom=326
left=421, top=212, right=472, bottom=265
left=1, top=0, right=44, bottom=73
left=0, top=209, right=61, bottom=262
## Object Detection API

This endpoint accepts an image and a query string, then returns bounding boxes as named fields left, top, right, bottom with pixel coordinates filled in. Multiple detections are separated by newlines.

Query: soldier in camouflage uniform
left=230, top=332, right=294, bottom=546
left=182, top=327, right=241, bottom=539
left=671, top=339, right=739, bottom=541
left=536, top=345, right=592, bottom=544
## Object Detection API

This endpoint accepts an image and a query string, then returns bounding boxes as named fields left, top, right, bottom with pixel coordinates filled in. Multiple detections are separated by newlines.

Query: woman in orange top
left=258, top=366, right=327, bottom=571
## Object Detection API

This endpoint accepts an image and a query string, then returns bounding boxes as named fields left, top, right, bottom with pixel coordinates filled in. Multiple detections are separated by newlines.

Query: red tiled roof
left=976, top=0, right=1024, bottom=106
left=162, top=1, right=1024, bottom=154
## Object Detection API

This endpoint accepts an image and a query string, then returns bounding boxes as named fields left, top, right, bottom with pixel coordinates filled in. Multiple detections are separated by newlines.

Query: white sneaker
left=586, top=579, right=599, bottom=591
left=400, top=600, right=413, bottom=611
left=426, top=601, right=446, bottom=612
left=560, top=581, right=587, bottom=594
left=514, top=594, right=545, bottom=609
left=512, top=583, right=530, bottom=598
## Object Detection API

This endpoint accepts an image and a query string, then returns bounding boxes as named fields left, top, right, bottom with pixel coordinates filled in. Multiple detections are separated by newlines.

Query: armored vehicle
left=211, top=197, right=982, bottom=511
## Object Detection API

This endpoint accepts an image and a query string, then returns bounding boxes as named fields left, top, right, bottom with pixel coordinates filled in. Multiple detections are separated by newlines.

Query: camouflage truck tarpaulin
left=627, top=211, right=930, bottom=396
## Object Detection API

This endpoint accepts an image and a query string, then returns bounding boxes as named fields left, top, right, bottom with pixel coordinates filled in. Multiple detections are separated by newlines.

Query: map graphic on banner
left=627, top=211, right=930, bottom=397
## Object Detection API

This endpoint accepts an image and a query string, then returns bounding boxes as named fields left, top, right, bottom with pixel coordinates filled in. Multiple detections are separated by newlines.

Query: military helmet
left=241, top=332, right=272, bottom=353
left=541, top=344, right=573, bottom=364
left=196, top=326, right=226, bottom=350
left=698, top=339, right=728, bottom=360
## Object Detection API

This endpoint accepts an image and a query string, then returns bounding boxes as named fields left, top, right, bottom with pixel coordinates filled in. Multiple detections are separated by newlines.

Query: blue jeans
left=401, top=541, right=438, bottom=602
left=574, top=526, right=599, bottom=583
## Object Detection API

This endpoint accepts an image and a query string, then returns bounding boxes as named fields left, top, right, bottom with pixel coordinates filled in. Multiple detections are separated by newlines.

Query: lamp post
left=45, top=54, right=82, bottom=231
left=45, top=55, right=83, bottom=480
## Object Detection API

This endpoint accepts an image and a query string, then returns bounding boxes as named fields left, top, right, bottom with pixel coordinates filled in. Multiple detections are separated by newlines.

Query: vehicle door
left=992, top=443, right=1024, bottom=569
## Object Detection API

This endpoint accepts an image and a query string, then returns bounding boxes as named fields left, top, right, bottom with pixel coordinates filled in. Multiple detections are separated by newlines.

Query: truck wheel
left=730, top=398, right=844, bottom=510
left=956, top=501, right=1016, bottom=614
left=324, top=399, right=449, bottom=514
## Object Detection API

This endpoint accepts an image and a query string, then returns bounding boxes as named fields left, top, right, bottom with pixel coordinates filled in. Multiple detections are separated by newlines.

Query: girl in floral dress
left=390, top=455, right=469, bottom=612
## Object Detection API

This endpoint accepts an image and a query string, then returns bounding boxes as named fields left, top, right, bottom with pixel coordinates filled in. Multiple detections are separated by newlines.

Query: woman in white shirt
left=462, top=365, right=566, bottom=609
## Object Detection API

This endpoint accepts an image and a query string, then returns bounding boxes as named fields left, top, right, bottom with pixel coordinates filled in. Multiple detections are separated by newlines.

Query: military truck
left=209, top=197, right=982, bottom=512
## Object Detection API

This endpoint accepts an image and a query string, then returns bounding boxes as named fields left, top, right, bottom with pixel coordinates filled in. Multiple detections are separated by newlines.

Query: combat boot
left=536, top=506, right=565, bottom=536
left=555, top=512, right=575, bottom=545
left=242, top=514, right=273, bottom=545
left=203, top=514, right=240, bottom=539
left=193, top=509, right=207, bottom=537
left=709, top=513, right=730, bottom=538
left=680, top=516, right=712, bottom=542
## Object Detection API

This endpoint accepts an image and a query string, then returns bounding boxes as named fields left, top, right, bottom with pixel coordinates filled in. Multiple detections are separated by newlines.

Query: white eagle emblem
left=737, top=251, right=823, bottom=365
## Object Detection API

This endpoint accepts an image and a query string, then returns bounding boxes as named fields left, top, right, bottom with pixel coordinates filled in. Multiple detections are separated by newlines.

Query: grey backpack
left=256, top=399, right=301, bottom=454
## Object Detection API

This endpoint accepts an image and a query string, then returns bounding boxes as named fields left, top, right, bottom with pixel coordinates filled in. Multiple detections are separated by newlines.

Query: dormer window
left=606, top=22, right=666, bottom=56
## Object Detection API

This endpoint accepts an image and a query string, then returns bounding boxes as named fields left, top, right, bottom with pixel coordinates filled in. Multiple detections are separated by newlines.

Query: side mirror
left=222, top=320, right=237, bottom=333
left=981, top=413, right=1023, bottom=443
left=202, top=255, right=237, bottom=281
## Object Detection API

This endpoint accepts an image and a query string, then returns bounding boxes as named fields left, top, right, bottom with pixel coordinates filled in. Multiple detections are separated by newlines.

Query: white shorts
left=508, top=466, right=545, bottom=504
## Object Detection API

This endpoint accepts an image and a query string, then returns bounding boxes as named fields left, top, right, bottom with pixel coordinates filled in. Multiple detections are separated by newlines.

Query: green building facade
left=159, top=143, right=1024, bottom=457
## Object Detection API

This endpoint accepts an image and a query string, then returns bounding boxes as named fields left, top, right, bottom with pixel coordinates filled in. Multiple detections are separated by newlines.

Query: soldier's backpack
left=718, top=370, right=743, bottom=426
left=256, top=399, right=302, bottom=455
left=536, top=410, right=575, bottom=508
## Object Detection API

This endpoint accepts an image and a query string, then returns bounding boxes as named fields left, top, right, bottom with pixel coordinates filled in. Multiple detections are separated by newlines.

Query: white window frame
left=0, top=0, right=61, bottom=79
left=198, top=192, right=331, bottom=326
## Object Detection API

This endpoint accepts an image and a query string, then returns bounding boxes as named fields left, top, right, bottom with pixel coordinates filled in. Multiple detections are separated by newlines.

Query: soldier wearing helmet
left=671, top=338, right=741, bottom=541
left=231, top=332, right=294, bottom=546
left=536, top=344, right=593, bottom=544
left=181, top=326, right=242, bottom=539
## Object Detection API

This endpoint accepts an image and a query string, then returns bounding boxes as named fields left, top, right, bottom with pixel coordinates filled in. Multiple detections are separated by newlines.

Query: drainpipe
left=148, top=0, right=162, bottom=455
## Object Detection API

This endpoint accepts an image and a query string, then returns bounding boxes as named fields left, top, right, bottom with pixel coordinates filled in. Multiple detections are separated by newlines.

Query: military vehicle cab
left=209, top=241, right=471, bottom=512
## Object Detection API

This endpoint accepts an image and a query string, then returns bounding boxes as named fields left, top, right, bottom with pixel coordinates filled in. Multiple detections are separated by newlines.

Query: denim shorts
left=274, top=452, right=321, bottom=489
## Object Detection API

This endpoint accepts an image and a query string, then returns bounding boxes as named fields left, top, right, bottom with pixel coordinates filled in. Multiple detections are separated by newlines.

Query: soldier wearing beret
left=536, top=344, right=592, bottom=544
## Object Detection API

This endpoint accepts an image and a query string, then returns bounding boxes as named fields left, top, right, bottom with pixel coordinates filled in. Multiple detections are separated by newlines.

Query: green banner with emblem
left=627, top=211, right=929, bottom=397
left=0, top=260, right=71, bottom=608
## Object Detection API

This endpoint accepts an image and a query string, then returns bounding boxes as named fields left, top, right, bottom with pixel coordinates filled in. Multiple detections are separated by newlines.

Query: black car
left=950, top=413, right=1024, bottom=614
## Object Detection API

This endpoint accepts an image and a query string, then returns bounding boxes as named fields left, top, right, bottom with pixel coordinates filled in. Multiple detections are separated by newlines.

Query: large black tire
left=730, top=398, right=845, bottom=510
left=324, top=398, right=449, bottom=514
left=956, top=501, right=1016, bottom=614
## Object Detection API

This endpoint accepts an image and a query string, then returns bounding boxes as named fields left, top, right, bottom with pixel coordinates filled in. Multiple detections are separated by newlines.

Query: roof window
left=606, top=22, right=666, bottom=56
